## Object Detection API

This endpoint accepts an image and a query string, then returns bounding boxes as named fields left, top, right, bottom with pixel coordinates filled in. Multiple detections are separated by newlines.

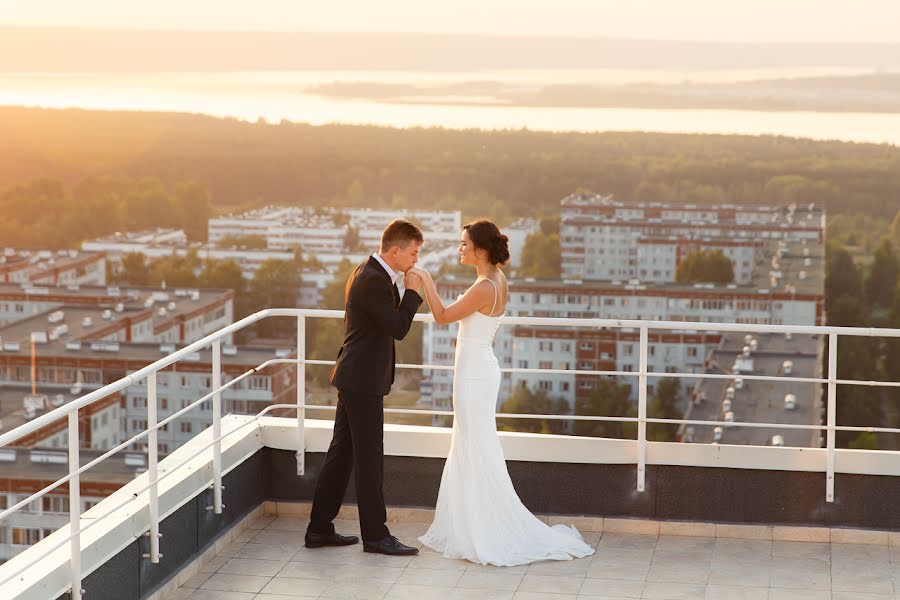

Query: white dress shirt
left=372, top=252, right=403, bottom=298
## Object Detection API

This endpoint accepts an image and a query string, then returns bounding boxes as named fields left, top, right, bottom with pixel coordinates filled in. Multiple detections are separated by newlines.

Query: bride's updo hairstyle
left=463, top=220, right=510, bottom=266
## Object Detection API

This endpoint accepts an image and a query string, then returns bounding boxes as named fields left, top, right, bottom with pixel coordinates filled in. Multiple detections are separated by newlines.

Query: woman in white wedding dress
left=408, top=220, right=594, bottom=567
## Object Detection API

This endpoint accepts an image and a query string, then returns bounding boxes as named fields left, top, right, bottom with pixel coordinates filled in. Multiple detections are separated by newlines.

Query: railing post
left=212, top=340, right=223, bottom=514
left=826, top=332, right=837, bottom=503
left=67, top=411, right=82, bottom=600
left=637, top=326, right=648, bottom=492
left=147, top=372, right=161, bottom=562
left=296, top=315, right=306, bottom=476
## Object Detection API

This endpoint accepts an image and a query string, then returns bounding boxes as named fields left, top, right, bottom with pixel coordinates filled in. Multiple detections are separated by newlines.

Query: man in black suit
left=305, top=219, right=425, bottom=556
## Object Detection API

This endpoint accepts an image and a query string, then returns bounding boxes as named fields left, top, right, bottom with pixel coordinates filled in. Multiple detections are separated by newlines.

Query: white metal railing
left=2, top=308, right=900, bottom=599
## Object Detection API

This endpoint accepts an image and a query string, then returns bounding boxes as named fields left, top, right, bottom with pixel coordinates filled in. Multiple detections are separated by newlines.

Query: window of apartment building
left=539, top=381, right=552, bottom=391
left=561, top=382, right=570, bottom=392
left=132, top=419, right=147, bottom=431
left=579, top=343, right=593, bottom=351
left=687, top=347, right=698, bottom=357
left=622, top=364, right=634, bottom=372
left=249, top=376, right=271, bottom=391
left=538, top=361, right=553, bottom=370
left=517, top=360, right=529, bottom=369
left=560, top=362, right=571, bottom=370
left=42, top=496, right=68, bottom=514
left=538, top=341, right=554, bottom=352
left=12, top=527, right=42, bottom=545
left=181, top=422, right=193, bottom=434
left=648, top=346, right=656, bottom=356
left=0, top=495, right=7, bottom=510
left=561, top=343, right=572, bottom=353
left=181, top=375, right=190, bottom=388
left=160, top=398, right=168, bottom=410
left=133, top=397, right=147, bottom=409
left=623, top=344, right=634, bottom=356
left=159, top=444, right=169, bottom=454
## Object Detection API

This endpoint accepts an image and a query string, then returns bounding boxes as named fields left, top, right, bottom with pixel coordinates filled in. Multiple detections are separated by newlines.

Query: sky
left=1, top=0, right=899, bottom=44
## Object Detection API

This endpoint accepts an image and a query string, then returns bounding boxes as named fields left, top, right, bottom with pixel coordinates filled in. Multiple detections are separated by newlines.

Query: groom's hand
left=404, top=272, right=424, bottom=295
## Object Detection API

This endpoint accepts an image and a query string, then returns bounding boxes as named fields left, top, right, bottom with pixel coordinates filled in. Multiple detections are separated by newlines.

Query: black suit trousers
left=307, top=389, right=389, bottom=542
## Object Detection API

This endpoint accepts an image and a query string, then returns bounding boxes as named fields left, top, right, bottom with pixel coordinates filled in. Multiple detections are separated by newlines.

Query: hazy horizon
left=1, top=0, right=899, bottom=44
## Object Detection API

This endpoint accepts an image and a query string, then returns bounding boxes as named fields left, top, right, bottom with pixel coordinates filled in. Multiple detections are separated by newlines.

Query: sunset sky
left=1, top=0, right=898, bottom=44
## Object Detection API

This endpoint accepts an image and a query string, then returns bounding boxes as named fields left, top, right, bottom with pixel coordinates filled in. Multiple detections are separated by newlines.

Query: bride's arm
left=411, top=268, right=492, bottom=325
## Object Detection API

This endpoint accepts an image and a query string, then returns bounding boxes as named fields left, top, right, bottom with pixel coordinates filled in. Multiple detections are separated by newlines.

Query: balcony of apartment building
left=1, top=309, right=900, bottom=600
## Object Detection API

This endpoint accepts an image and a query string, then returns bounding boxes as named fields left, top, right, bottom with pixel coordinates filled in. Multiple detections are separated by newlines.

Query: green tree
left=217, top=234, right=267, bottom=249
left=249, top=259, right=301, bottom=337
left=648, top=378, right=681, bottom=441
left=891, top=211, right=900, bottom=249
left=866, top=238, right=899, bottom=309
left=116, top=252, right=152, bottom=285
left=518, top=232, right=561, bottom=279
left=574, top=378, right=635, bottom=439
left=498, top=386, right=567, bottom=434
left=343, top=225, right=362, bottom=252
left=175, top=181, right=211, bottom=242
left=886, top=281, right=900, bottom=383
left=675, top=250, right=734, bottom=284
left=825, top=243, right=863, bottom=312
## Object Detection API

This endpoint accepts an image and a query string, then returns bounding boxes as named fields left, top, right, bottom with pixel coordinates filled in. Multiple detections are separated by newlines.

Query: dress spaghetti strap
left=484, top=277, right=499, bottom=316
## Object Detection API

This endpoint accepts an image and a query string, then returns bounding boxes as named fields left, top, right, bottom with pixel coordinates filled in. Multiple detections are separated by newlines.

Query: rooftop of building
left=688, top=331, right=822, bottom=447
left=0, top=444, right=140, bottom=484
left=0, top=248, right=105, bottom=278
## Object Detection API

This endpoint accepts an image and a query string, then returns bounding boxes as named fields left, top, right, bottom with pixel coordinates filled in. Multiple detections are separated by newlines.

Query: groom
left=305, top=219, right=425, bottom=556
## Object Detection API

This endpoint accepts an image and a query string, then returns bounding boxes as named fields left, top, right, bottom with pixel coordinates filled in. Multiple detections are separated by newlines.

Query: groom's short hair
left=381, top=219, right=424, bottom=251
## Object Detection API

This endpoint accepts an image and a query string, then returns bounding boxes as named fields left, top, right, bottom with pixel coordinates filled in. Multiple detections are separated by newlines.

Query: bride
left=406, top=219, right=594, bottom=567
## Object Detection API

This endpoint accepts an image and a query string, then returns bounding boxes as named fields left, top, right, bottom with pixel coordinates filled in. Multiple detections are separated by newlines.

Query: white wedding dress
left=419, top=279, right=594, bottom=566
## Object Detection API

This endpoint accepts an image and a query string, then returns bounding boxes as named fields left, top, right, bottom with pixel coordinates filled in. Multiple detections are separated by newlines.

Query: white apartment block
left=421, top=237, right=824, bottom=412
left=208, top=205, right=463, bottom=254
left=1, top=249, right=106, bottom=288
left=560, top=194, right=823, bottom=282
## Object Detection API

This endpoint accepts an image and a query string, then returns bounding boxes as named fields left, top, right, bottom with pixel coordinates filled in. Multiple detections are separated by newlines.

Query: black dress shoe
left=305, top=531, right=360, bottom=548
left=363, top=535, right=419, bottom=556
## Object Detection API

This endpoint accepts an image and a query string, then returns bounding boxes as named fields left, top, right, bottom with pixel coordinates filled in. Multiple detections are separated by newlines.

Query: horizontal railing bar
left=286, top=357, right=900, bottom=388
left=7, top=307, right=900, bottom=449
left=0, top=367, right=258, bottom=524
left=295, top=403, right=900, bottom=434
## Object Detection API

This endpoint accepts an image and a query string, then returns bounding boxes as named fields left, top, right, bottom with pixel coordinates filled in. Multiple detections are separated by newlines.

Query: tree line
left=2, top=107, right=899, bottom=228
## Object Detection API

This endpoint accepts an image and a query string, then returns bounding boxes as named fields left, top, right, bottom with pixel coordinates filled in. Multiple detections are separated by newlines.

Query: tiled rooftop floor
left=165, top=515, right=900, bottom=600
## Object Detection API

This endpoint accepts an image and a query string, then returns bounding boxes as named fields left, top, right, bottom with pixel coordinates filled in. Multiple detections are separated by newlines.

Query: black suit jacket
left=329, top=257, right=423, bottom=396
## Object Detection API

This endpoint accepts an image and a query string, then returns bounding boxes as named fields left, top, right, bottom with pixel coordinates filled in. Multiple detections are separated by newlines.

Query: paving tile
left=182, top=572, right=214, bottom=589
left=640, top=581, right=706, bottom=599
left=250, top=530, right=307, bottom=548
left=334, top=564, right=406, bottom=583
left=457, top=571, right=525, bottom=591
left=772, top=541, right=830, bottom=559
left=258, top=576, right=330, bottom=596
left=769, top=557, right=831, bottom=591
left=275, top=561, right=344, bottom=580
left=646, top=553, right=710, bottom=585
left=578, top=578, right=644, bottom=598
left=384, top=584, right=457, bottom=600
left=512, top=593, right=579, bottom=600
left=703, top=585, right=768, bottom=600
left=201, top=556, right=230, bottom=573
left=396, top=567, right=463, bottom=587
left=200, top=573, right=270, bottom=594
left=234, top=543, right=298, bottom=561
left=184, top=591, right=255, bottom=600
left=219, top=558, right=287, bottom=577
left=596, top=534, right=658, bottom=551
left=320, top=580, right=393, bottom=600
left=708, top=557, right=770, bottom=588
left=767, top=590, right=830, bottom=600
left=265, top=517, right=311, bottom=532
left=518, top=574, right=585, bottom=595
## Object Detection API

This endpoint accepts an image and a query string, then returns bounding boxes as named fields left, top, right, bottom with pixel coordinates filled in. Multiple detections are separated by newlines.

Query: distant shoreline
left=309, top=73, right=900, bottom=114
